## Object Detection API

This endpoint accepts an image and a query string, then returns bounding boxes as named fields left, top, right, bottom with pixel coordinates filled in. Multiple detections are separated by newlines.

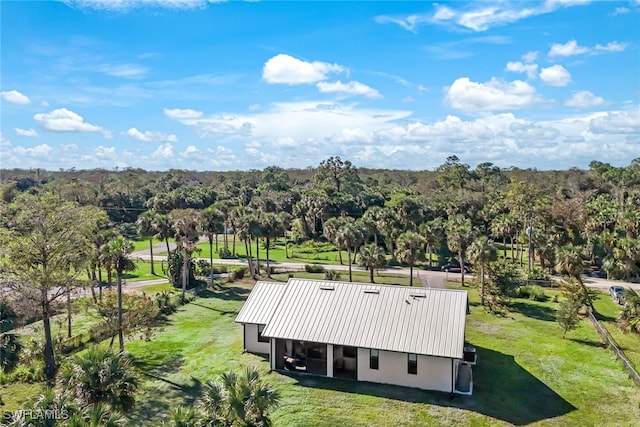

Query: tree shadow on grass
left=128, top=354, right=204, bottom=425
left=509, top=301, right=556, bottom=322
left=569, top=337, right=606, bottom=348
left=283, top=346, right=575, bottom=426
left=196, top=286, right=251, bottom=302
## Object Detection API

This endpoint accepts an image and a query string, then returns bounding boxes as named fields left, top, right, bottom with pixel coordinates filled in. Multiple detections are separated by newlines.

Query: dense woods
left=2, top=156, right=639, bottom=283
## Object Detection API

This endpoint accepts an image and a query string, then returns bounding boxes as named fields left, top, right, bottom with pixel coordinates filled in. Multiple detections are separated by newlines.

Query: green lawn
left=593, top=291, right=640, bottom=371
left=5, top=280, right=639, bottom=425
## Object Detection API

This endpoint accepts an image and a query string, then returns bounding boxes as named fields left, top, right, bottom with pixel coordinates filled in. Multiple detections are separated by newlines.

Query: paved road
left=133, top=241, right=640, bottom=292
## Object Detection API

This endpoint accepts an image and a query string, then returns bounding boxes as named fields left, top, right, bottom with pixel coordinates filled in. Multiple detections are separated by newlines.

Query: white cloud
left=539, top=65, right=572, bottom=86
left=126, top=127, right=177, bottom=142
left=445, top=77, right=543, bottom=113
left=1, top=90, right=31, bottom=105
left=14, top=144, right=54, bottom=158
left=522, top=51, right=539, bottom=63
left=505, top=61, right=539, bottom=79
left=262, top=54, right=344, bottom=85
left=34, top=108, right=105, bottom=133
left=565, top=91, right=606, bottom=108
left=152, top=143, right=174, bottom=159
left=376, top=1, right=591, bottom=32
left=594, top=41, right=627, bottom=53
left=549, top=39, right=627, bottom=57
left=14, top=128, right=39, bottom=137
left=163, top=108, right=204, bottom=120
left=316, top=80, right=381, bottom=98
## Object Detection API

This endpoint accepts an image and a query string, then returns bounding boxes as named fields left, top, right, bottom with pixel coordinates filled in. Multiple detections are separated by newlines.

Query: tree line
left=1, top=156, right=640, bottom=381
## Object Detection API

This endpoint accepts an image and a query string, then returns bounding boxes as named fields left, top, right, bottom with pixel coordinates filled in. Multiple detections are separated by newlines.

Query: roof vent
left=409, top=292, right=427, bottom=298
left=319, top=285, right=335, bottom=291
left=363, top=288, right=380, bottom=294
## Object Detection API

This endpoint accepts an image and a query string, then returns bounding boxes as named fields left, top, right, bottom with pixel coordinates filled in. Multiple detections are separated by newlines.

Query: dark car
left=441, top=261, right=471, bottom=273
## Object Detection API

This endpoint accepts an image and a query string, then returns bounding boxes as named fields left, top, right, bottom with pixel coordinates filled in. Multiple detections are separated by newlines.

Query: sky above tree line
left=1, top=0, right=639, bottom=171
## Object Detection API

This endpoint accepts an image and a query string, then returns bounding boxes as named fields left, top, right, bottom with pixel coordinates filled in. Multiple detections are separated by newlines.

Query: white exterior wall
left=357, top=348, right=454, bottom=392
left=243, top=324, right=270, bottom=354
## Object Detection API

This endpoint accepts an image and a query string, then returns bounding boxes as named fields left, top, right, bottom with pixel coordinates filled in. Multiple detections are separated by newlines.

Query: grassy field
left=593, top=292, right=640, bottom=371
left=4, top=280, right=639, bottom=426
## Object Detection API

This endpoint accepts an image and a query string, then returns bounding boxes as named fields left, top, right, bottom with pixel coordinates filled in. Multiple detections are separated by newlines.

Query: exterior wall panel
left=356, top=348, right=453, bottom=392
left=243, top=324, right=270, bottom=354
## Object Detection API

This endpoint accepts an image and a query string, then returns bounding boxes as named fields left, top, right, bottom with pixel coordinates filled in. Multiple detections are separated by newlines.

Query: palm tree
left=170, top=209, right=200, bottom=300
left=446, top=217, right=476, bottom=287
left=102, top=236, right=136, bottom=352
left=152, top=213, right=173, bottom=256
left=419, top=218, right=444, bottom=269
left=135, top=210, right=157, bottom=275
left=336, top=219, right=363, bottom=282
left=200, top=206, right=224, bottom=283
left=613, top=238, right=640, bottom=281
left=323, top=217, right=346, bottom=265
left=555, top=244, right=593, bottom=311
left=261, top=212, right=284, bottom=278
left=67, top=403, right=127, bottom=427
left=468, top=236, right=498, bottom=306
left=199, top=367, right=280, bottom=427
left=59, top=346, right=138, bottom=412
left=162, top=406, right=199, bottom=427
left=396, top=231, right=424, bottom=286
left=357, top=244, right=387, bottom=283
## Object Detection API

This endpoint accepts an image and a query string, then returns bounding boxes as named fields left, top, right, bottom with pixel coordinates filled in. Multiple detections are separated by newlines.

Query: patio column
left=270, top=339, right=276, bottom=371
left=327, top=344, right=333, bottom=377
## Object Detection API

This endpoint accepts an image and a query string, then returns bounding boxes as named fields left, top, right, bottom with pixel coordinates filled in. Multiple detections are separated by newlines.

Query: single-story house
left=235, top=278, right=472, bottom=395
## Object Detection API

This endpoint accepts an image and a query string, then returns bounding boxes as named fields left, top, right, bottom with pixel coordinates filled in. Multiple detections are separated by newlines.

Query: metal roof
left=259, top=279, right=468, bottom=359
left=234, top=281, right=288, bottom=325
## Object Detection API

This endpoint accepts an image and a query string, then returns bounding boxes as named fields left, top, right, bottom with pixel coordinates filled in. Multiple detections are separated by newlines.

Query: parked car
left=441, top=261, right=471, bottom=273
left=609, top=286, right=625, bottom=304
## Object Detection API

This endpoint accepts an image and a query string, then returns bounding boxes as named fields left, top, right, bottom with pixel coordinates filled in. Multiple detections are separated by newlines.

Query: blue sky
left=1, top=0, right=639, bottom=171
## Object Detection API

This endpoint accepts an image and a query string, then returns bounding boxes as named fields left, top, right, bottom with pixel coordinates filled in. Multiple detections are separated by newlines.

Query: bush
left=517, top=285, right=547, bottom=301
left=217, top=248, right=235, bottom=259
left=0, top=360, right=45, bottom=384
left=324, top=270, right=341, bottom=281
left=305, top=264, right=325, bottom=273
left=233, top=266, right=248, bottom=280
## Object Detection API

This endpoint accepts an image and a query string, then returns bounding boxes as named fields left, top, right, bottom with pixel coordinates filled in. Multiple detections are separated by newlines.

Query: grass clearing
left=4, top=279, right=639, bottom=425
left=592, top=291, right=640, bottom=371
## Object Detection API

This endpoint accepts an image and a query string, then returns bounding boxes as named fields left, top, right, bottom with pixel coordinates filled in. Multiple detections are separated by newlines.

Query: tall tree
left=396, top=231, right=424, bottom=286
left=446, top=216, right=476, bottom=287
left=170, top=209, right=201, bottom=300
left=0, top=192, right=94, bottom=380
left=260, top=212, right=284, bottom=278
left=555, top=244, right=593, bottom=311
left=200, top=206, right=225, bottom=283
left=357, top=244, right=387, bottom=283
left=468, top=236, right=498, bottom=306
left=336, top=218, right=364, bottom=282
left=102, top=236, right=136, bottom=352
left=135, top=210, right=157, bottom=275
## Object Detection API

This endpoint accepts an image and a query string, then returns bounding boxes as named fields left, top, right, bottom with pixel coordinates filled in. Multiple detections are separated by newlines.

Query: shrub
left=217, top=248, right=235, bottom=259
left=305, top=264, right=325, bottom=273
left=0, top=359, right=45, bottom=384
left=232, top=266, right=248, bottom=280
left=324, top=270, right=341, bottom=281
left=517, top=285, right=546, bottom=301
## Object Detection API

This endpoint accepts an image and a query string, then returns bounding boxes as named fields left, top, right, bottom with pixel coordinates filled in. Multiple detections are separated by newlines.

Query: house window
left=408, top=354, right=417, bottom=375
left=257, top=324, right=269, bottom=343
left=370, top=349, right=379, bottom=370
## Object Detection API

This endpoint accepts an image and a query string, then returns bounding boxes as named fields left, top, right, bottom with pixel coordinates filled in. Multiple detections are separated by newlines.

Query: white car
left=609, top=286, right=625, bottom=304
